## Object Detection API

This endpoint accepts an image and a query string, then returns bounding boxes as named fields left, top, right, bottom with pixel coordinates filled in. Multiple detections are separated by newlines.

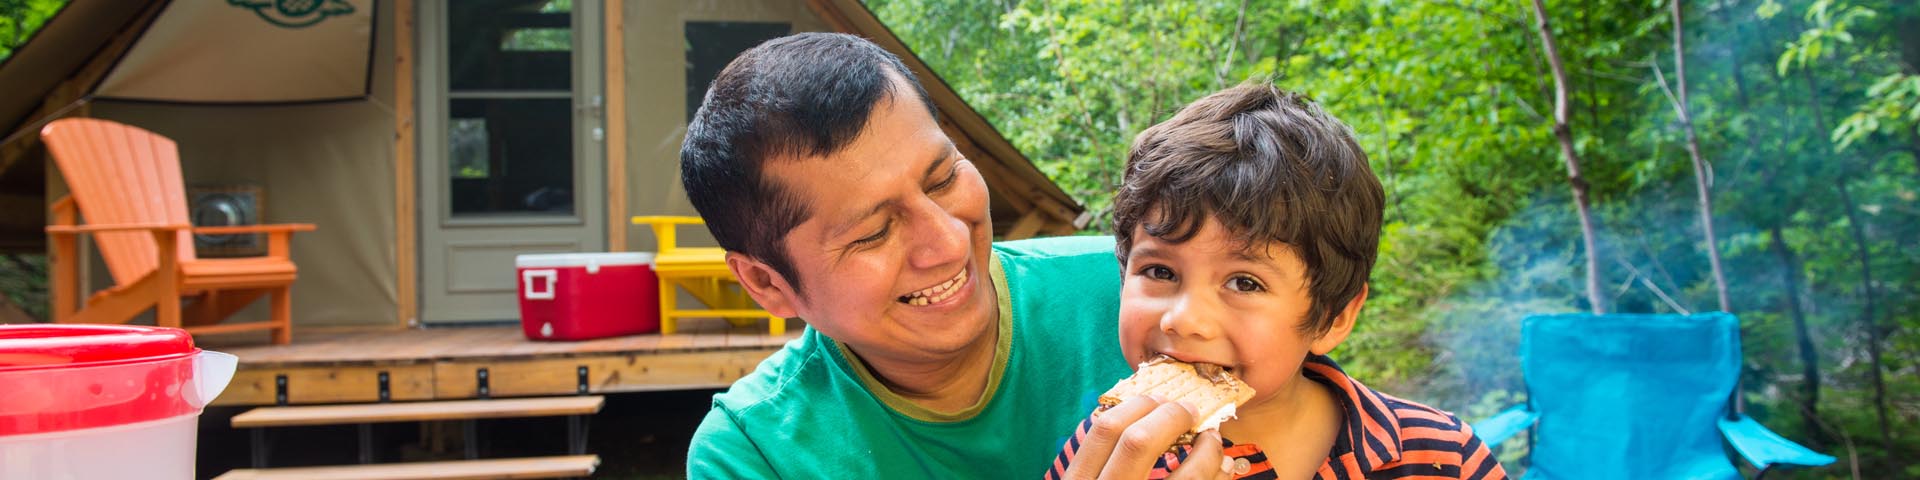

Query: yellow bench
left=631, top=216, right=785, bottom=335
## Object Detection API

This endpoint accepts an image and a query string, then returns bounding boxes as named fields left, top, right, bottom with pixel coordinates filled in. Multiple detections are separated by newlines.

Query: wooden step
left=232, top=396, right=604, bottom=428
left=212, top=455, right=599, bottom=480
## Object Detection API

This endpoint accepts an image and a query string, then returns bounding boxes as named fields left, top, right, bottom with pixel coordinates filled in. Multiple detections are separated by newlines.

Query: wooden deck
left=200, top=320, right=800, bottom=406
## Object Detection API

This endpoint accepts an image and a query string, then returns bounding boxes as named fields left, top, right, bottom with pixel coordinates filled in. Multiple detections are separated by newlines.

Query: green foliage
left=874, top=0, right=1919, bottom=473
left=0, top=254, right=47, bottom=321
left=0, top=0, right=67, bottom=62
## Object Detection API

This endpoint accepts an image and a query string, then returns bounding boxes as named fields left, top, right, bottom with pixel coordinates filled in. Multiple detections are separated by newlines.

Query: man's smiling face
left=733, top=74, right=998, bottom=368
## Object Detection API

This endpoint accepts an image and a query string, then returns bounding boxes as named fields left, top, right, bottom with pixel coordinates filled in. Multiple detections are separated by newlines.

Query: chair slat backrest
left=1521, top=312, right=1742, bottom=479
left=41, top=118, right=196, bottom=287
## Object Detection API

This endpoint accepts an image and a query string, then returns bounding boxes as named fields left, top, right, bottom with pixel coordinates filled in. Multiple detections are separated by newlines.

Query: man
left=681, top=33, right=1224, bottom=478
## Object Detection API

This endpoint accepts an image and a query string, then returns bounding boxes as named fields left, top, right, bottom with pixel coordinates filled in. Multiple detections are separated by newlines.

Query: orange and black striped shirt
left=1045, top=355, right=1507, bottom=479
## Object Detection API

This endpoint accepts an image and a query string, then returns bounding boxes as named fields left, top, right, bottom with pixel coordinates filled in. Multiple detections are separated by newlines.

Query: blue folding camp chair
left=1472, top=313, right=1834, bottom=479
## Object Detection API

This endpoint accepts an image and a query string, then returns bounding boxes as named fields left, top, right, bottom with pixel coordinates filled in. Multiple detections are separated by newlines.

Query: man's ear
left=1309, top=283, right=1367, bottom=355
left=725, top=252, right=801, bottom=319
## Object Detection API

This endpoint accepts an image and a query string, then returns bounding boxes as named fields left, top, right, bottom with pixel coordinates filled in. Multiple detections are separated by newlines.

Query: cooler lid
left=0, top=325, right=197, bottom=371
left=515, top=252, right=656, bottom=268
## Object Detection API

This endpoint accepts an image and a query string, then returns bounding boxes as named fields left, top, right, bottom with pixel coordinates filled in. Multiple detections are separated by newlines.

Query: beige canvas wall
left=618, top=0, right=829, bottom=252
left=41, top=0, right=837, bottom=329
left=47, top=0, right=400, bottom=329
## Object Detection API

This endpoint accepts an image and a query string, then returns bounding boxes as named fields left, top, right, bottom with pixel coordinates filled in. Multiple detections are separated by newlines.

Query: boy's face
left=1118, top=216, right=1357, bottom=408
left=729, top=80, right=999, bottom=368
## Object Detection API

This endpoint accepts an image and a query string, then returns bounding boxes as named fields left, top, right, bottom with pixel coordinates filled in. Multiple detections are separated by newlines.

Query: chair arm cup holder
left=1718, top=414, right=1836, bottom=470
left=1471, top=404, right=1539, bottom=448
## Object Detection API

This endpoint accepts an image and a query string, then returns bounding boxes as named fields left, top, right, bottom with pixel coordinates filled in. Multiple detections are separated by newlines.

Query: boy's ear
left=1309, top=283, right=1367, bottom=355
left=725, top=252, right=801, bottom=319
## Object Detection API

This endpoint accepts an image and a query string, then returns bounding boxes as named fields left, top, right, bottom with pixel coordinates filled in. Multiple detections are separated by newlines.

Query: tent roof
left=806, top=0, right=1087, bottom=232
left=0, top=0, right=155, bottom=139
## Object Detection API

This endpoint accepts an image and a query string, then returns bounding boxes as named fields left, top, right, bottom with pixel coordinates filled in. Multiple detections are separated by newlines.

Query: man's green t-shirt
left=686, top=236, right=1132, bottom=477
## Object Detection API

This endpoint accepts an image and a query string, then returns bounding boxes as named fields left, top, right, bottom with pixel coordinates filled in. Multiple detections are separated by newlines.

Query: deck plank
left=231, top=396, right=604, bottom=428
left=211, top=455, right=598, bottom=480
left=203, top=325, right=797, bottom=405
left=206, top=325, right=799, bottom=366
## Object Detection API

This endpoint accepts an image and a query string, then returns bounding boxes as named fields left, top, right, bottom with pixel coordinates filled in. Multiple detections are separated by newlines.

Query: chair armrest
left=46, top=223, right=190, bottom=234
left=191, top=223, right=318, bottom=234
left=1470, top=404, right=1538, bottom=448
left=631, top=216, right=707, bottom=252
left=630, top=216, right=704, bottom=226
left=1718, top=415, right=1835, bottom=469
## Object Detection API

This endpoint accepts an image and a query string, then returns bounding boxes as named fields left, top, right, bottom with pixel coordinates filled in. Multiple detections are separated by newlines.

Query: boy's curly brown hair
left=1113, top=83, right=1383, bottom=335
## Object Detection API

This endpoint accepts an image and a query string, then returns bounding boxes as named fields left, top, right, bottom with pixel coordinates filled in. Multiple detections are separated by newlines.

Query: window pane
left=448, top=1, right=571, bottom=91
left=448, top=98, right=573, bottom=216
left=449, top=118, right=489, bottom=179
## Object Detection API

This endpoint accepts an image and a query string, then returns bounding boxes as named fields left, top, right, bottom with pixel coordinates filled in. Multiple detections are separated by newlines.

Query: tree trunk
left=1802, top=65, right=1894, bottom=455
left=1769, top=225, right=1824, bottom=447
left=1835, top=182, right=1891, bottom=452
left=1720, top=2, right=1828, bottom=434
left=1668, top=0, right=1731, bottom=312
left=1530, top=0, right=1606, bottom=314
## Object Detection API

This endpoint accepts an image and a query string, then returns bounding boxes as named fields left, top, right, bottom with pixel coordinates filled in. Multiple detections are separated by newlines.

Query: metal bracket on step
left=377, top=371, right=391, bottom=403
left=476, top=368, right=491, bottom=399
left=576, top=366, right=590, bottom=395
left=274, top=374, right=289, bottom=406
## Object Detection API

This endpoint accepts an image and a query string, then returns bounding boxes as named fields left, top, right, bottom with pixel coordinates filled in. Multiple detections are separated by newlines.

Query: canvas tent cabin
left=0, top=0, right=1088, bottom=333
left=0, top=0, right=1088, bottom=408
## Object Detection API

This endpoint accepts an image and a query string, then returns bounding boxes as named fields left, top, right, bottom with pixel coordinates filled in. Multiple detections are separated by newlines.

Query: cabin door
left=417, top=0, right=605, bottom=323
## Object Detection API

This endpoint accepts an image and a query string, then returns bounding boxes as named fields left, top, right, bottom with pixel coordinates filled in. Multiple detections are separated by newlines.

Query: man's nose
left=905, top=197, right=969, bottom=269
left=1161, top=292, right=1223, bottom=340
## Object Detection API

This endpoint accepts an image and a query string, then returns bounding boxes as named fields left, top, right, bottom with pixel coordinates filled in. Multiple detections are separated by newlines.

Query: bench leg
left=359, top=423, right=374, bottom=464
left=250, top=428, right=269, bottom=468
left=567, top=415, right=589, bottom=455
left=463, top=420, right=478, bottom=460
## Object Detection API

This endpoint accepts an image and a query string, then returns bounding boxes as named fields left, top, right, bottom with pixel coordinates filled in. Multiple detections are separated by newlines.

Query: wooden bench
left=232, top=396, right=605, bottom=427
left=212, top=455, right=598, bottom=480
left=229, top=396, right=605, bottom=475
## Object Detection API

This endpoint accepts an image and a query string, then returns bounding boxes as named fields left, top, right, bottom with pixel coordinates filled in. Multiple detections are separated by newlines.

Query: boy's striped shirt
left=1046, top=355, right=1507, bottom=479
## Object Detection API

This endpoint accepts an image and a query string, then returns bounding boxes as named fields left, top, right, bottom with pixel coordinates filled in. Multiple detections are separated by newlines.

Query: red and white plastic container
left=515, top=252, right=660, bottom=340
left=0, top=325, right=237, bottom=479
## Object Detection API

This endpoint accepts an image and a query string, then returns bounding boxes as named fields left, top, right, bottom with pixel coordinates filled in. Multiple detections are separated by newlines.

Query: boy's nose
left=1161, top=293, right=1223, bottom=340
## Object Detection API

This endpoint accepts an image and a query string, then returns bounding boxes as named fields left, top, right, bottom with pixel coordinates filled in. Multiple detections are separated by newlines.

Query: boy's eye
left=1137, top=265, right=1176, bottom=281
left=1227, top=275, right=1265, bottom=293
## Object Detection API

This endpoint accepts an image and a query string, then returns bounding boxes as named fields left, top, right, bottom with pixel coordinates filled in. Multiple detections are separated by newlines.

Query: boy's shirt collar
left=1155, top=355, right=1405, bottom=478
left=1300, top=353, right=1404, bottom=473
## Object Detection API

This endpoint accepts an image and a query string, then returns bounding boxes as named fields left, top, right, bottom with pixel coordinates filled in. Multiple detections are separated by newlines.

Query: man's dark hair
left=1112, top=83, right=1383, bottom=335
left=680, top=33, right=936, bottom=293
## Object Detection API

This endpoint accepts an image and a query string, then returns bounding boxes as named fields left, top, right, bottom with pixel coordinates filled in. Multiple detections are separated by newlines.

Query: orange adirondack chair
left=41, top=118, right=313, bottom=344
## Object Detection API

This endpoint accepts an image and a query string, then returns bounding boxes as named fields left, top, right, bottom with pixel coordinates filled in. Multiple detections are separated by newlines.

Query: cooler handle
left=523, top=269, right=557, bottom=300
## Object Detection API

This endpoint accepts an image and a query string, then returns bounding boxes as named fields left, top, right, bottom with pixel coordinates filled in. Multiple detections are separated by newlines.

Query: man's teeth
left=900, top=269, right=967, bottom=305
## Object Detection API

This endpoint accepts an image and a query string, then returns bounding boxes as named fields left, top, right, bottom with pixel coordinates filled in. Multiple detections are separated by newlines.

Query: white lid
left=515, top=252, right=655, bottom=268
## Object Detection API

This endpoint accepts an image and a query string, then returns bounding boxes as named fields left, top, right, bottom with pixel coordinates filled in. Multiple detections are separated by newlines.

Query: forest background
left=0, top=0, right=1913, bottom=476
left=867, top=0, right=1915, bottom=476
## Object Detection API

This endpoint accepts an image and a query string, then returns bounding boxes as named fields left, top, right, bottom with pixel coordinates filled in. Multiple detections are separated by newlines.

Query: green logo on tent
left=229, top=0, right=355, bottom=28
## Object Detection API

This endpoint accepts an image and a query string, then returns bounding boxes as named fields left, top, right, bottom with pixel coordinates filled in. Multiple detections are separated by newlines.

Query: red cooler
left=515, top=252, right=660, bottom=340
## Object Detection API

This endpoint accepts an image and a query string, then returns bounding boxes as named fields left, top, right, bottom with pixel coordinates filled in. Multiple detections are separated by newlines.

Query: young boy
left=1048, top=84, right=1507, bottom=479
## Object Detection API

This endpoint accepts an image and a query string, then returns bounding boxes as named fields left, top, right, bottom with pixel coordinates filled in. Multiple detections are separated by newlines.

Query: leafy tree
left=871, top=0, right=1918, bottom=474
left=0, top=0, right=66, bottom=62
